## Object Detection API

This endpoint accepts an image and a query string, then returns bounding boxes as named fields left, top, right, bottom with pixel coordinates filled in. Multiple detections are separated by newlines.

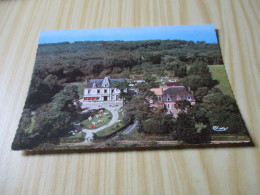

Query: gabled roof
left=163, top=86, right=195, bottom=102
left=85, top=77, right=125, bottom=88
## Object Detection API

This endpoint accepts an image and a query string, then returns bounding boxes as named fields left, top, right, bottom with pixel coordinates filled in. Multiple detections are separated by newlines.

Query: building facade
left=84, top=77, right=125, bottom=102
left=150, top=86, right=195, bottom=117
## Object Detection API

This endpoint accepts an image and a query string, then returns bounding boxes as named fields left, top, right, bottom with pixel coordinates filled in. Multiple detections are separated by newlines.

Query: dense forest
left=25, top=40, right=223, bottom=109
left=12, top=39, right=249, bottom=150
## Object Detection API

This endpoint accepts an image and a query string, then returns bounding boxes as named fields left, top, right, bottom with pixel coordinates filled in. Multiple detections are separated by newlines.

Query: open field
left=208, top=65, right=234, bottom=97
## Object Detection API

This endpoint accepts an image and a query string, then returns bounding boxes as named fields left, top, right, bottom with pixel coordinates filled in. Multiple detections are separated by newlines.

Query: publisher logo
left=213, top=126, right=228, bottom=131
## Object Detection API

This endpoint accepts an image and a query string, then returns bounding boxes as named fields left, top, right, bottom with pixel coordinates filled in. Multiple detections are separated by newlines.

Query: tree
left=142, top=109, right=174, bottom=134
left=112, top=81, right=132, bottom=101
left=143, top=73, right=160, bottom=88
left=173, top=112, right=211, bottom=144
left=181, top=63, right=218, bottom=91
left=188, top=103, right=209, bottom=125
left=186, top=53, right=195, bottom=65
left=173, top=112, right=198, bottom=143
left=202, top=90, right=248, bottom=134
left=12, top=85, right=80, bottom=150
left=174, top=100, right=191, bottom=112
left=194, top=87, right=209, bottom=102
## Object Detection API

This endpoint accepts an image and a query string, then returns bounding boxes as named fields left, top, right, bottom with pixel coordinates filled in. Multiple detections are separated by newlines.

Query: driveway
left=81, top=101, right=123, bottom=141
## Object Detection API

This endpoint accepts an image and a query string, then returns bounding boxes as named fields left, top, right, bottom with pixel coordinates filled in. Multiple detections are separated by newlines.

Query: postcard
left=12, top=24, right=251, bottom=151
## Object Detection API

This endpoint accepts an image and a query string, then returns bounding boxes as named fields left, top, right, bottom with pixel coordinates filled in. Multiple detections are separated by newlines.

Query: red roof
left=165, top=81, right=181, bottom=87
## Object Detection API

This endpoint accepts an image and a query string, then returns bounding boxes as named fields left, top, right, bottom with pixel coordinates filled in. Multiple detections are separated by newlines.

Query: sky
left=39, top=24, right=218, bottom=44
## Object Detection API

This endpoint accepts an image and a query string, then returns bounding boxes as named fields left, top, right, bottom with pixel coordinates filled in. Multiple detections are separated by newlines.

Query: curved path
left=81, top=102, right=122, bottom=142
left=93, top=120, right=138, bottom=148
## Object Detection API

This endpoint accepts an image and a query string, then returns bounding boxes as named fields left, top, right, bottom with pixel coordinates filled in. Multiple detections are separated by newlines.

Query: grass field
left=208, top=65, right=234, bottom=97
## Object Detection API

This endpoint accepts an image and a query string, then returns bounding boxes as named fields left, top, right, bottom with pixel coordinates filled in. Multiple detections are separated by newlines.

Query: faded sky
left=39, top=24, right=218, bottom=44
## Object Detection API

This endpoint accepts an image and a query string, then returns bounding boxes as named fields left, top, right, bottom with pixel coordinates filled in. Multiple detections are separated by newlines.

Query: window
left=88, top=90, right=91, bottom=94
left=187, top=96, right=191, bottom=101
left=168, top=104, right=171, bottom=109
left=97, top=89, right=100, bottom=94
left=104, top=89, right=107, bottom=93
left=177, top=96, right=181, bottom=100
left=112, top=89, right=114, bottom=93
left=167, top=97, right=171, bottom=101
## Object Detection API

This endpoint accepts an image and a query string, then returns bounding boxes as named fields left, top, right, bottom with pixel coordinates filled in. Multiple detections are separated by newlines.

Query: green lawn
left=96, top=107, right=126, bottom=137
left=120, top=128, right=143, bottom=141
left=96, top=122, right=124, bottom=137
left=24, top=116, right=36, bottom=133
left=60, top=131, right=86, bottom=143
left=208, top=65, right=234, bottom=97
left=81, top=109, right=112, bottom=129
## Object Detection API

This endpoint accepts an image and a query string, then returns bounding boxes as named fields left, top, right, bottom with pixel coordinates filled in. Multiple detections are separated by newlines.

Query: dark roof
left=163, top=86, right=195, bottom=102
left=85, top=78, right=125, bottom=88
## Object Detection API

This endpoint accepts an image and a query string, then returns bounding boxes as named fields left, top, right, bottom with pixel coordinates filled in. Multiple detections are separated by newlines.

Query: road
left=121, top=120, right=138, bottom=135
left=93, top=120, right=138, bottom=148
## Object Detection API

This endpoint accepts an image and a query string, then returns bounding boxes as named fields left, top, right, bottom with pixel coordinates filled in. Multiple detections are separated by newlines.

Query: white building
left=83, top=77, right=126, bottom=102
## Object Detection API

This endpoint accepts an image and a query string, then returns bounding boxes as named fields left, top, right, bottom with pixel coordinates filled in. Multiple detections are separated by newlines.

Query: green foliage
left=202, top=90, right=247, bottom=134
left=174, top=100, right=191, bottom=111
left=13, top=39, right=225, bottom=149
left=125, top=94, right=151, bottom=123
left=95, top=108, right=130, bottom=138
left=173, top=112, right=211, bottom=144
left=181, top=63, right=218, bottom=91
left=136, top=73, right=160, bottom=92
left=25, top=40, right=222, bottom=111
left=194, top=87, right=209, bottom=102
left=188, top=103, right=209, bottom=125
left=12, top=85, right=80, bottom=150
left=60, top=132, right=86, bottom=143
left=142, top=109, right=174, bottom=134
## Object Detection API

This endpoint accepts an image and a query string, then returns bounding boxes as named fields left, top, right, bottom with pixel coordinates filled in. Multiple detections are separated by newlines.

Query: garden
left=80, top=109, right=112, bottom=129
left=95, top=107, right=129, bottom=138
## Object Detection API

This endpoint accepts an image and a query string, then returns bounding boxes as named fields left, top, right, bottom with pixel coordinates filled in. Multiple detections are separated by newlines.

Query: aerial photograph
left=11, top=25, right=251, bottom=150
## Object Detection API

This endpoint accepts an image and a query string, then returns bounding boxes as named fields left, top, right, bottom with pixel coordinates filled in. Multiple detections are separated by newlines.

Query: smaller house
left=149, top=88, right=166, bottom=109
left=163, top=86, right=195, bottom=116
left=149, top=86, right=195, bottom=117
